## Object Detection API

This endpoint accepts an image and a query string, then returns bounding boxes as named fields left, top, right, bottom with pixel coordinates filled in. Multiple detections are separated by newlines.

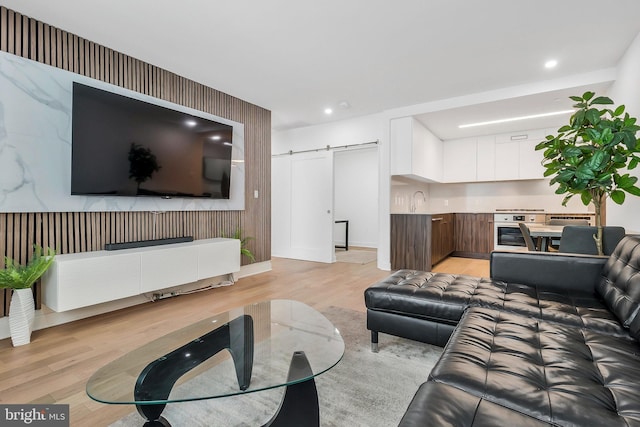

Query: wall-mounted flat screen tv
left=71, top=82, right=233, bottom=199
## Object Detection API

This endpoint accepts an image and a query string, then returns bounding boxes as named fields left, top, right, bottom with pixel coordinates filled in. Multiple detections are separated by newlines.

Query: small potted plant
left=222, top=228, right=255, bottom=264
left=0, top=245, right=55, bottom=346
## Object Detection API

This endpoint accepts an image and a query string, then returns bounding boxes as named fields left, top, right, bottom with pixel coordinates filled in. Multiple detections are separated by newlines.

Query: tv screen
left=71, top=82, right=233, bottom=199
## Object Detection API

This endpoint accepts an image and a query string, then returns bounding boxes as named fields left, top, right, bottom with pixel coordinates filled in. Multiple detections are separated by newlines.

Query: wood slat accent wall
left=0, top=7, right=271, bottom=317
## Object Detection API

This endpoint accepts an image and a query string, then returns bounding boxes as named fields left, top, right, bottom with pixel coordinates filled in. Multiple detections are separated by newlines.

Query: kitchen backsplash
left=391, top=178, right=593, bottom=214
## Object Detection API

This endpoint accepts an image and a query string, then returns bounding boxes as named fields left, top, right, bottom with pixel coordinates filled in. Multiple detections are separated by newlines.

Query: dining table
left=526, top=224, right=564, bottom=251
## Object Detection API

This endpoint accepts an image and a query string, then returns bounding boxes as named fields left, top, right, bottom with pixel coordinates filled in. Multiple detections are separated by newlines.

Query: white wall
left=273, top=114, right=383, bottom=153
left=607, top=31, right=640, bottom=231
left=334, top=147, right=378, bottom=248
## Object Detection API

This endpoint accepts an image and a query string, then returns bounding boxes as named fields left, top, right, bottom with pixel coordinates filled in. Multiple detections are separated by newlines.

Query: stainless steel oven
left=494, top=212, right=546, bottom=251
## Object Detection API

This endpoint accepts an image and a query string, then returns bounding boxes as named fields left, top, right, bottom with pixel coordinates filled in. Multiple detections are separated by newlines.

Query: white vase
left=9, top=288, right=35, bottom=346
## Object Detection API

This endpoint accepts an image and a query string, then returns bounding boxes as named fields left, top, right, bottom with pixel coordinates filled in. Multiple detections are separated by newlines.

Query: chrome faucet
left=410, top=190, right=426, bottom=213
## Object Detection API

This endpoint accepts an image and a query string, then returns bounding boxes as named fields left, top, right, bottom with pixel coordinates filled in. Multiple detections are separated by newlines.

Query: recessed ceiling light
left=324, top=108, right=333, bottom=115
left=210, top=135, right=222, bottom=140
left=223, top=142, right=233, bottom=146
left=458, top=110, right=573, bottom=129
left=185, top=119, right=197, bottom=127
left=544, top=59, right=558, bottom=69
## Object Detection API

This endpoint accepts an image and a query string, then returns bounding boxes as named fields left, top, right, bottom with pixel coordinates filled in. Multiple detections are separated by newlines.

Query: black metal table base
left=134, top=315, right=254, bottom=425
left=135, top=350, right=320, bottom=427
left=263, top=351, right=319, bottom=427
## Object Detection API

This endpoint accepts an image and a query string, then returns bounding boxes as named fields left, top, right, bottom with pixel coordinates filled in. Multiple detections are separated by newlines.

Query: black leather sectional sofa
left=365, top=235, right=640, bottom=426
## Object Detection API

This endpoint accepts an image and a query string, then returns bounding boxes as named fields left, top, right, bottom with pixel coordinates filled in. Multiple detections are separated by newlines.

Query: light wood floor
left=0, top=255, right=489, bottom=426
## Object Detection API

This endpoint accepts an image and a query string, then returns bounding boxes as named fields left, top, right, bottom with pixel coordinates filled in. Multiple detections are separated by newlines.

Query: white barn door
left=272, top=151, right=334, bottom=263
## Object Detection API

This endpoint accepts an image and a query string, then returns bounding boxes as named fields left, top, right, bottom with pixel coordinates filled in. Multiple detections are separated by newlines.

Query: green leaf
left=0, top=245, right=55, bottom=289
left=585, top=108, right=601, bottom=125
left=580, top=191, right=592, bottom=205
left=562, top=146, right=582, bottom=158
left=610, top=190, right=625, bottom=204
left=591, top=96, right=614, bottom=105
left=626, top=186, right=640, bottom=197
left=575, top=166, right=596, bottom=180
left=624, top=132, right=637, bottom=150
left=569, top=95, right=584, bottom=102
left=586, top=151, right=607, bottom=170
left=629, top=157, right=639, bottom=170
left=557, top=169, right=575, bottom=181
left=613, top=105, right=626, bottom=116
left=617, top=174, right=638, bottom=188
left=582, top=91, right=595, bottom=101
left=535, top=141, right=547, bottom=150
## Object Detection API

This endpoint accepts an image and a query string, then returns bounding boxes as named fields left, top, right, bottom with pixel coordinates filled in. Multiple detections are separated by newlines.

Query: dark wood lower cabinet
left=391, top=214, right=431, bottom=271
left=453, top=213, right=494, bottom=259
left=390, top=213, right=455, bottom=271
left=431, top=213, right=454, bottom=266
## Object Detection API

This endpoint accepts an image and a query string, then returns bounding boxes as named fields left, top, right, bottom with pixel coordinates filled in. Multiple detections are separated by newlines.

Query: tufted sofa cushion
left=364, top=271, right=490, bottom=325
left=426, top=306, right=640, bottom=426
left=400, top=381, right=551, bottom=427
left=596, top=236, right=640, bottom=328
left=365, top=270, right=630, bottom=338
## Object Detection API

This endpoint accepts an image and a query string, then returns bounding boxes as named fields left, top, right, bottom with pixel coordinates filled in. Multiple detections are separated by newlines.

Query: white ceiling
left=4, top=0, right=640, bottom=139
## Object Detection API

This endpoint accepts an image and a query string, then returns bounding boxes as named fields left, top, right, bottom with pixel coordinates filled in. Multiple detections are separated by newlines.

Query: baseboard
left=236, top=260, right=272, bottom=279
left=451, top=251, right=491, bottom=260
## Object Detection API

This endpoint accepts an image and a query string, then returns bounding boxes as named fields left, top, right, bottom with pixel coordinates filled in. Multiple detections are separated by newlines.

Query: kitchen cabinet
left=454, top=213, right=494, bottom=258
left=494, top=140, right=520, bottom=181
left=440, top=128, right=549, bottom=183
left=519, top=138, right=545, bottom=179
left=476, top=136, right=496, bottom=181
left=390, top=117, right=443, bottom=182
left=391, top=214, right=432, bottom=271
left=494, top=130, right=547, bottom=180
left=390, top=213, right=454, bottom=271
left=431, top=213, right=454, bottom=265
left=442, top=138, right=478, bottom=182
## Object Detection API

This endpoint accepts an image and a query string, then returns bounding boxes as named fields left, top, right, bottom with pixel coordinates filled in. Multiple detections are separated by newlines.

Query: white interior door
left=271, top=151, right=334, bottom=263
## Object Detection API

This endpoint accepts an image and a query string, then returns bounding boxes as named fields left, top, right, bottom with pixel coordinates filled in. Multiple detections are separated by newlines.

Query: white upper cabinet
left=495, top=129, right=547, bottom=180
left=476, top=136, right=496, bottom=182
left=494, top=139, right=520, bottom=180
left=390, top=117, right=443, bottom=182
left=391, top=117, right=549, bottom=184
left=441, top=128, right=548, bottom=183
left=443, top=137, right=477, bottom=182
left=519, top=137, right=546, bottom=179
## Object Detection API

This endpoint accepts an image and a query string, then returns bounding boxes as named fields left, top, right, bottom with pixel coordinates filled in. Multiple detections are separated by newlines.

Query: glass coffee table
left=86, top=299, right=344, bottom=426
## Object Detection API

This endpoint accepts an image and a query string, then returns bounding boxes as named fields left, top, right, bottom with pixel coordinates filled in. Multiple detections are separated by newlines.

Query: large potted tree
left=536, top=91, right=640, bottom=255
left=0, top=245, right=55, bottom=346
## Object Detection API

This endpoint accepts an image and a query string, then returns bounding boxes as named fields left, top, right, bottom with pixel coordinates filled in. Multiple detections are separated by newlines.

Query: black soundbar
left=105, top=236, right=194, bottom=251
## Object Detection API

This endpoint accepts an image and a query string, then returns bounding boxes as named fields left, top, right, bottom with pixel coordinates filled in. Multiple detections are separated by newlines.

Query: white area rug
left=335, top=249, right=377, bottom=264
left=110, top=306, right=441, bottom=426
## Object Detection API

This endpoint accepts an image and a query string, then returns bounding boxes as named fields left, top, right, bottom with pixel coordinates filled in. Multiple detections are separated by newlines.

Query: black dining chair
left=518, top=222, right=539, bottom=251
left=546, top=219, right=590, bottom=249
left=558, top=226, right=626, bottom=255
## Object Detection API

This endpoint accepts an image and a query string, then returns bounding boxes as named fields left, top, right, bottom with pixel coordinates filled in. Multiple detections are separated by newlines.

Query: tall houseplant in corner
left=536, top=91, right=640, bottom=255
left=0, top=245, right=55, bottom=346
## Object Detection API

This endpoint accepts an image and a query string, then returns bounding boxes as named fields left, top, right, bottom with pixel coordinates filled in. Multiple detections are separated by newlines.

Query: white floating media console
left=42, top=238, right=241, bottom=312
